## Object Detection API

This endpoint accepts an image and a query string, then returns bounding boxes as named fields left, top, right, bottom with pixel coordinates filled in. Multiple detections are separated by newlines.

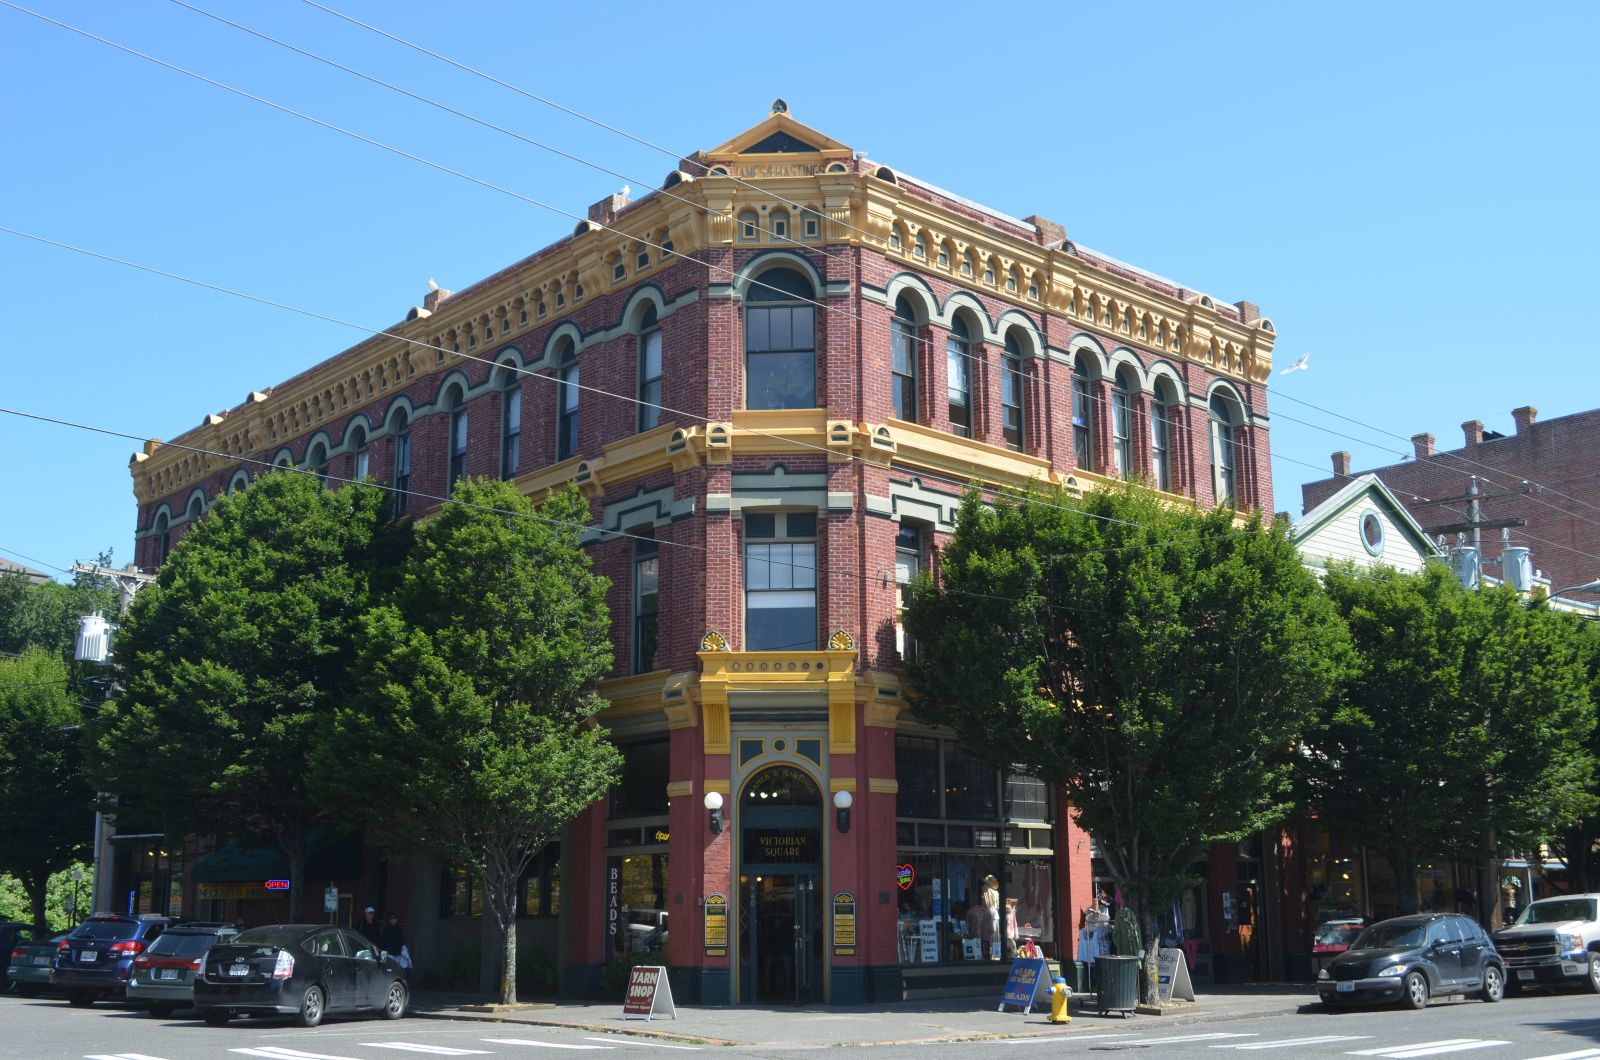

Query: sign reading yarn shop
left=743, top=827, right=820, bottom=865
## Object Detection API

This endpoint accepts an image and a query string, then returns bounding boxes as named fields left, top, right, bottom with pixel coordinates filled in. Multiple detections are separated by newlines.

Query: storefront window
left=519, top=843, right=561, bottom=918
left=608, top=853, right=668, bottom=961
left=943, top=744, right=998, bottom=820
left=609, top=739, right=670, bottom=818
left=441, top=868, right=484, bottom=918
left=895, top=736, right=940, bottom=819
left=1005, top=857, right=1055, bottom=958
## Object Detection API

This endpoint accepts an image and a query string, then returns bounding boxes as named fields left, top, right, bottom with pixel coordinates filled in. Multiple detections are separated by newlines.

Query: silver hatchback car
left=127, top=923, right=240, bottom=1017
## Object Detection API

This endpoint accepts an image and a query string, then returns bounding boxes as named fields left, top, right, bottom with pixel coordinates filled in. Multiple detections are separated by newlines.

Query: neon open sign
left=264, top=880, right=291, bottom=891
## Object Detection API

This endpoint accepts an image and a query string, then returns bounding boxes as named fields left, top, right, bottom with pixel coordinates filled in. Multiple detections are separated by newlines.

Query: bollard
left=1049, top=976, right=1072, bottom=1023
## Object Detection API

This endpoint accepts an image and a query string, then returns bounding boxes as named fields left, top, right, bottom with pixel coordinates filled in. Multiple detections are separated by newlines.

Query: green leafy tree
left=0, top=650, right=93, bottom=932
left=903, top=485, right=1349, bottom=1004
left=0, top=860, right=92, bottom=933
left=88, top=473, right=406, bottom=919
left=1298, top=565, right=1596, bottom=918
left=0, top=552, right=119, bottom=664
left=313, top=480, right=621, bottom=1004
left=1549, top=619, right=1600, bottom=893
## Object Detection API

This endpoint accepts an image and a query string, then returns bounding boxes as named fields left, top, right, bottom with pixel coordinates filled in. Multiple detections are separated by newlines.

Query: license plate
left=33, top=956, right=49, bottom=965
left=158, top=968, right=179, bottom=981
left=1336, top=981, right=1355, bottom=992
left=228, top=965, right=249, bottom=977
left=77, top=951, right=98, bottom=963
left=1518, top=970, right=1534, bottom=981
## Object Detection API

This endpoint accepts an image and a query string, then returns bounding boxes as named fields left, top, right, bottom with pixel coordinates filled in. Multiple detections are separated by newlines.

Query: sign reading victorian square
left=742, top=827, right=821, bottom=865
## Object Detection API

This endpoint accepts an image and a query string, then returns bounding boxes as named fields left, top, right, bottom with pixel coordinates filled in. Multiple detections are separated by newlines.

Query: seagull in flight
left=1278, top=352, right=1310, bottom=375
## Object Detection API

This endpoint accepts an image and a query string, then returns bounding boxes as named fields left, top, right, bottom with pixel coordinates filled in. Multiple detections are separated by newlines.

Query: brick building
left=1303, top=406, right=1600, bottom=604
left=124, top=106, right=1282, bottom=1001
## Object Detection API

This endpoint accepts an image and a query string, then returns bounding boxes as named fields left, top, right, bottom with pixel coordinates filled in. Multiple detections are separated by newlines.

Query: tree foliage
left=88, top=473, right=405, bottom=919
left=1299, top=565, right=1597, bottom=914
left=313, top=480, right=621, bottom=1004
left=0, top=861, right=92, bottom=934
left=904, top=485, right=1349, bottom=1003
left=0, top=650, right=93, bottom=933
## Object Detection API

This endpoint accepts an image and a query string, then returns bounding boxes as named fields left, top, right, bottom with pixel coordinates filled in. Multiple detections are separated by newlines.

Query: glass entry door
left=740, top=871, right=820, bottom=1004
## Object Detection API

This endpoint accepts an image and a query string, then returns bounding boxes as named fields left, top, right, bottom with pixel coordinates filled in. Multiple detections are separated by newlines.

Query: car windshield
left=1352, top=921, right=1426, bottom=949
left=1516, top=899, right=1597, bottom=925
left=1315, top=921, right=1363, bottom=946
left=71, top=919, right=139, bottom=941
left=231, top=928, right=308, bottom=948
left=148, top=933, right=219, bottom=957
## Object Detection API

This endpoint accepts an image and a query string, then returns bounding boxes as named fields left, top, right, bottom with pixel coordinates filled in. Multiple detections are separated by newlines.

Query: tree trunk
left=500, top=912, right=518, bottom=1006
left=26, top=866, right=49, bottom=935
left=1141, top=911, right=1161, bottom=1007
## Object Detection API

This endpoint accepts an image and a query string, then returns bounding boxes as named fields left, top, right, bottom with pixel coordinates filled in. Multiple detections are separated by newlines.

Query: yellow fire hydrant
left=1049, top=977, right=1072, bottom=1023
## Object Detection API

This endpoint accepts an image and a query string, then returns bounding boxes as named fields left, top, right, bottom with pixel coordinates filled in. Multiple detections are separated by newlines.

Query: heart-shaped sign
left=895, top=864, right=915, bottom=890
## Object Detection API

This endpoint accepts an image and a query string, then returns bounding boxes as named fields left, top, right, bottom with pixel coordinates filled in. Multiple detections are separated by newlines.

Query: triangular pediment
left=698, top=108, right=852, bottom=165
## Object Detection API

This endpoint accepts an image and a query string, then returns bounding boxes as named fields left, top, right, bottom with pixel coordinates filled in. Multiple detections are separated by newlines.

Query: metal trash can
left=1070, top=959, right=1091, bottom=994
left=1095, top=954, right=1140, bottom=1016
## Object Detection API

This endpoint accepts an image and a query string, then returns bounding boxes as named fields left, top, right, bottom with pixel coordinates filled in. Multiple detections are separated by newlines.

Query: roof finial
left=770, top=98, right=789, bottom=116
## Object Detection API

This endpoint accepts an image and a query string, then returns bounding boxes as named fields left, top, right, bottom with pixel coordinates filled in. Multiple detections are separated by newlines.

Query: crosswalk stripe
left=1519, top=1051, right=1600, bottom=1060
left=582, top=1038, right=699, bottom=1051
left=1348, top=1042, right=1509, bottom=1059
left=1001, top=1034, right=1132, bottom=1045
left=482, top=1041, right=613, bottom=1051
left=229, top=1049, right=367, bottom=1060
left=1115, top=1032, right=1258, bottom=1045
left=1217, top=1037, right=1374, bottom=1050
left=85, top=1055, right=172, bottom=1060
left=362, top=1046, right=493, bottom=1056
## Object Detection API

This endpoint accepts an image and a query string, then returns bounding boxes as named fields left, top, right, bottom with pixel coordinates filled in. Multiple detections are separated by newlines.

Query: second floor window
left=891, top=297, right=918, bottom=422
left=307, top=442, right=329, bottom=486
left=745, top=268, right=816, bottom=410
left=501, top=369, right=522, bottom=479
left=1001, top=333, right=1025, bottom=452
left=1072, top=358, right=1094, bottom=470
left=448, top=389, right=468, bottom=486
left=744, top=511, right=817, bottom=652
left=633, top=532, right=659, bottom=674
left=392, top=411, right=411, bottom=515
left=556, top=341, right=579, bottom=461
left=895, top=524, right=924, bottom=663
left=639, top=306, right=663, bottom=431
left=1210, top=392, right=1238, bottom=506
left=947, top=316, right=972, bottom=438
left=1111, top=374, right=1133, bottom=479
left=1150, top=387, right=1172, bottom=492
left=349, top=425, right=369, bottom=481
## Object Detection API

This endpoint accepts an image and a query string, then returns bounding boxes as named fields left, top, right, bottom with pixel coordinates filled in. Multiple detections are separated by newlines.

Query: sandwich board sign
left=621, top=964, right=677, bottom=1021
left=998, top=957, right=1050, bottom=1013
left=1156, top=947, right=1196, bottom=1002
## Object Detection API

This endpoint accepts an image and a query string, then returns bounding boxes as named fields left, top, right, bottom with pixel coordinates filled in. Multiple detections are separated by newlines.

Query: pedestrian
left=357, top=905, right=382, bottom=947
left=382, top=911, right=411, bottom=980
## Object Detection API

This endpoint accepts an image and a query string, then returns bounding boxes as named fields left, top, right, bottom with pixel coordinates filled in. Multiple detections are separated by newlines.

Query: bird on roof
left=1278, top=352, right=1310, bottom=375
left=427, top=278, right=439, bottom=291
left=620, top=184, right=631, bottom=198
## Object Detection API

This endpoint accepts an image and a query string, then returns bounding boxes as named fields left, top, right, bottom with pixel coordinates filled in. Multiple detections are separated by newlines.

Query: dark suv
left=51, top=913, right=176, bottom=1007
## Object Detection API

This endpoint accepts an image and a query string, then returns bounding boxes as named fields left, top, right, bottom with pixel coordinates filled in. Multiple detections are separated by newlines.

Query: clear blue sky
left=3, top=1, right=1596, bottom=580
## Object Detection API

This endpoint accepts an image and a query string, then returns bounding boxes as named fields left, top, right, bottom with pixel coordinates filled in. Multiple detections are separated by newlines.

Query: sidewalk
left=409, top=984, right=1317, bottom=1048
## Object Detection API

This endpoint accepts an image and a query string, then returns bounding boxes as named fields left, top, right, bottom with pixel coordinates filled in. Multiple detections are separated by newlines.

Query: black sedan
left=193, top=924, right=406, bottom=1028
left=1317, top=912, right=1506, bottom=1009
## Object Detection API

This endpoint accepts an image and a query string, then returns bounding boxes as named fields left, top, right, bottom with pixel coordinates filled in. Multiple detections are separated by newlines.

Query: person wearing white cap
left=357, top=905, right=382, bottom=947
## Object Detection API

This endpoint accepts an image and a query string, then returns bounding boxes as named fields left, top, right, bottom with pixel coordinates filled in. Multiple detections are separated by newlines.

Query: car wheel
left=202, top=1009, right=231, bottom=1027
left=1586, top=953, right=1600, bottom=994
left=1402, top=971, right=1430, bottom=1010
left=1481, top=964, right=1505, bottom=1003
left=294, top=984, right=325, bottom=1029
left=381, top=979, right=407, bottom=1020
left=67, top=990, right=96, bottom=1008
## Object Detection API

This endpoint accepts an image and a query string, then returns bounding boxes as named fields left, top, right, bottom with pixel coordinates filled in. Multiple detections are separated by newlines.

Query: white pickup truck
left=1490, top=894, right=1600, bottom=993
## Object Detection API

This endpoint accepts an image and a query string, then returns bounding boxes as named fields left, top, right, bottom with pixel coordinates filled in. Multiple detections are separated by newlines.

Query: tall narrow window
left=1072, top=358, right=1095, bottom=470
left=1150, top=384, right=1172, bottom=492
left=155, top=512, right=170, bottom=564
left=891, top=297, right=919, bottom=422
left=633, top=532, right=659, bottom=673
left=1001, top=332, right=1026, bottom=452
left=1210, top=392, right=1238, bottom=506
left=744, top=268, right=816, bottom=410
left=349, top=425, right=369, bottom=481
left=556, top=341, right=579, bottom=461
left=1111, top=372, right=1133, bottom=479
left=500, top=364, right=521, bottom=478
left=894, top=524, right=923, bottom=663
left=305, top=442, right=329, bottom=487
left=638, top=306, right=663, bottom=432
left=392, top=411, right=411, bottom=515
left=744, top=511, right=817, bottom=651
left=947, top=316, right=972, bottom=438
left=447, top=388, right=468, bottom=486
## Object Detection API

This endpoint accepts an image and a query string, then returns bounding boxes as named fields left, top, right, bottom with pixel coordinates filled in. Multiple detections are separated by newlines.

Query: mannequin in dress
left=982, top=875, right=1001, bottom=959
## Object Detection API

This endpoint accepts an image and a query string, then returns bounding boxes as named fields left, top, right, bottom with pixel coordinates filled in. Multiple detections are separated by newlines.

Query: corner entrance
left=736, top=764, right=823, bottom=1004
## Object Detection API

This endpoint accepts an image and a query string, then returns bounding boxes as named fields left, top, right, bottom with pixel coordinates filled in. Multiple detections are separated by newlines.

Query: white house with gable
left=1291, top=474, right=1445, bottom=576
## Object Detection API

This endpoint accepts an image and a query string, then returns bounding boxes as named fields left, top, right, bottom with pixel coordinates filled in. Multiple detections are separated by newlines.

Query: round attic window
left=1359, top=509, right=1385, bottom=556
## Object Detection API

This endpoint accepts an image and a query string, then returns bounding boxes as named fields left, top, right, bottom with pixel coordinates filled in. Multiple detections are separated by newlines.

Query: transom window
left=744, top=268, right=817, bottom=411
left=744, top=510, right=817, bottom=652
left=638, top=306, right=663, bottom=432
left=891, top=297, right=919, bottom=423
left=946, top=316, right=973, bottom=438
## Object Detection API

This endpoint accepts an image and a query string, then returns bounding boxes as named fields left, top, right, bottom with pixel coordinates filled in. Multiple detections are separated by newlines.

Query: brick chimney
left=422, top=285, right=451, bottom=313
left=588, top=191, right=631, bottom=227
left=1511, top=406, right=1538, bottom=434
left=1024, top=214, right=1067, bottom=248
left=1411, top=433, right=1435, bottom=459
left=1462, top=419, right=1484, bottom=446
left=1234, top=301, right=1261, bottom=325
left=1332, top=451, right=1351, bottom=477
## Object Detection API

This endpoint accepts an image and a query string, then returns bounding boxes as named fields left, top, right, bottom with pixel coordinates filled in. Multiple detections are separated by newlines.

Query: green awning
left=190, top=832, right=361, bottom=884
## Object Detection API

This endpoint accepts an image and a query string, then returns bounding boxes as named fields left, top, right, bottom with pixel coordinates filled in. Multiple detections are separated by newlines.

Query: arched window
left=392, top=409, right=412, bottom=515
left=499, top=362, right=521, bottom=478
left=744, top=267, right=816, bottom=410
left=349, top=425, right=369, bottom=481
left=154, top=512, right=170, bottom=564
left=307, top=441, right=329, bottom=486
left=946, top=315, right=973, bottom=438
left=447, top=386, right=468, bottom=486
left=1210, top=392, right=1239, bottom=506
left=187, top=495, right=204, bottom=522
left=1001, top=331, right=1026, bottom=452
left=1150, top=381, right=1173, bottom=492
left=638, top=306, right=663, bottom=432
left=556, top=340, right=580, bottom=461
left=913, top=232, right=928, bottom=259
left=1111, top=370, right=1134, bottom=480
left=1072, top=357, right=1095, bottom=470
left=891, top=297, right=919, bottom=422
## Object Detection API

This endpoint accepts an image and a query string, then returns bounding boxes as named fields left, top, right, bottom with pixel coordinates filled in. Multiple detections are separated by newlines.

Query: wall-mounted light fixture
left=704, top=790, right=724, bottom=835
left=833, top=789, right=853, bottom=834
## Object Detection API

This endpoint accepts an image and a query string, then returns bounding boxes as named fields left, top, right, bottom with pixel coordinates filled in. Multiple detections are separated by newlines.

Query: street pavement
left=8, top=983, right=1600, bottom=1058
